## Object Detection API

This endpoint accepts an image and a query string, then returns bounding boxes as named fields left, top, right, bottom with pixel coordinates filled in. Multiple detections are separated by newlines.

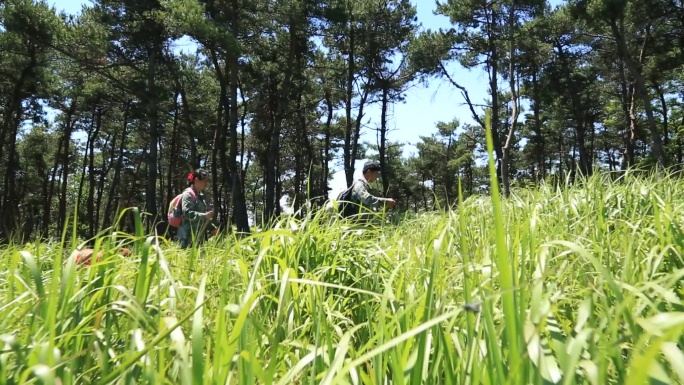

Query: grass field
left=2, top=165, right=684, bottom=384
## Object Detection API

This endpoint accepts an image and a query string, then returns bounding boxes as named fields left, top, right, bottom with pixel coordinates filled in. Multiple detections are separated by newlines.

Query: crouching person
left=74, top=247, right=132, bottom=266
left=177, top=168, right=216, bottom=249
left=338, top=161, right=396, bottom=224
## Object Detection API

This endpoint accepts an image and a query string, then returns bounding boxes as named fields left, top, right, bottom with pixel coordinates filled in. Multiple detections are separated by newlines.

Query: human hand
left=205, top=210, right=214, bottom=220
left=386, top=199, right=396, bottom=208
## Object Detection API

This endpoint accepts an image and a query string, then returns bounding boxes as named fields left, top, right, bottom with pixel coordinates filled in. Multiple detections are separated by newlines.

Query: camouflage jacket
left=177, top=187, right=215, bottom=244
left=350, top=178, right=391, bottom=211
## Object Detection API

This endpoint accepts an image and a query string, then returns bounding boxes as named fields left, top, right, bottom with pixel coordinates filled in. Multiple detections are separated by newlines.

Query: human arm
left=181, top=190, right=212, bottom=223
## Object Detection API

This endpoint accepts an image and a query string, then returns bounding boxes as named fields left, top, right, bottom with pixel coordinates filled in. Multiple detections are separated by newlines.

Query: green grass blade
left=192, top=274, right=207, bottom=385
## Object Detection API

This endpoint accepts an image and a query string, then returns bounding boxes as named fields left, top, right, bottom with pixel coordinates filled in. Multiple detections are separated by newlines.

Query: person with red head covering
left=176, top=168, right=216, bottom=248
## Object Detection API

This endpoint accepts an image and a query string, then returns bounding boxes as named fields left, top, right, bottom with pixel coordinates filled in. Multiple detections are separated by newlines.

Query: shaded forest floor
left=0, top=171, right=683, bottom=384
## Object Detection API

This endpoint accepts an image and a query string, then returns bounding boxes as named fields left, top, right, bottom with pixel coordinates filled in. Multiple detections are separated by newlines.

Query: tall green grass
left=1, top=167, right=684, bottom=384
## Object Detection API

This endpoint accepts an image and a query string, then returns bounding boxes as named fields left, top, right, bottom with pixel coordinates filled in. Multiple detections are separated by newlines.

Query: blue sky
left=49, top=0, right=504, bottom=199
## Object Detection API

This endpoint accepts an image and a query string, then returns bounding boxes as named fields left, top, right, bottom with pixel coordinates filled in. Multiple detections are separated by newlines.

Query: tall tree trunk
left=679, top=115, right=684, bottom=164
left=502, top=3, right=518, bottom=196
left=323, top=93, right=333, bottom=198
left=219, top=79, right=230, bottom=224
left=486, top=6, right=504, bottom=185
left=350, top=88, right=370, bottom=183
left=557, top=125, right=564, bottom=182
left=294, top=145, right=303, bottom=216
left=96, top=130, right=116, bottom=233
left=420, top=176, right=428, bottom=211
left=444, top=134, right=454, bottom=205
left=239, top=80, right=249, bottom=191
left=576, top=123, right=591, bottom=176
left=86, top=108, right=102, bottom=239
left=624, top=85, right=639, bottom=170
left=103, top=102, right=130, bottom=227
left=379, top=82, right=390, bottom=195
left=344, top=16, right=356, bottom=186
left=76, top=114, right=95, bottom=229
left=39, top=160, right=51, bottom=240
left=207, top=50, right=227, bottom=225
left=265, top=15, right=299, bottom=223
left=157, top=135, right=165, bottom=215
left=229, top=0, right=251, bottom=233
left=42, top=137, right=62, bottom=238
left=609, top=21, right=665, bottom=167
left=57, top=105, right=77, bottom=234
left=619, top=58, right=635, bottom=169
left=589, top=114, right=596, bottom=171
left=488, top=60, right=503, bottom=181
left=1, top=57, right=37, bottom=240
left=293, top=91, right=307, bottom=215
left=654, top=82, right=669, bottom=147
left=531, top=67, right=544, bottom=180
left=179, top=85, right=198, bottom=166
left=555, top=40, right=591, bottom=176
left=146, top=45, right=160, bottom=228
left=166, top=91, right=180, bottom=205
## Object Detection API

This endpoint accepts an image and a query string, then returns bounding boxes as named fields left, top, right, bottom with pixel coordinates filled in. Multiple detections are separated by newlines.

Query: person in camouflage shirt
left=346, top=161, right=396, bottom=220
left=177, top=168, right=217, bottom=249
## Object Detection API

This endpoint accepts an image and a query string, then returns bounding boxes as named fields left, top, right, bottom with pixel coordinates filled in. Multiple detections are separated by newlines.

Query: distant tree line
left=1, top=0, right=683, bottom=242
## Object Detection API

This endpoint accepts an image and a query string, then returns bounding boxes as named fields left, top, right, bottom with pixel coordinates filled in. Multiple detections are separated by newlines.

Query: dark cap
left=362, top=161, right=381, bottom=173
left=193, top=168, right=209, bottom=179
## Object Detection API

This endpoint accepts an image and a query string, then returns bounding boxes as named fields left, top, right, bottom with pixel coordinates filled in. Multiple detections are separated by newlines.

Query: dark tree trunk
left=146, top=45, right=160, bottom=228
left=379, top=83, right=390, bottom=195
left=625, top=85, right=638, bottom=170
left=1, top=58, right=38, bottom=240
left=166, top=91, right=180, bottom=206
left=293, top=93, right=304, bottom=216
left=57, top=105, right=77, bottom=234
left=86, top=108, right=102, bottom=238
left=229, top=0, right=251, bottom=233
left=485, top=6, right=504, bottom=186
left=323, top=94, right=333, bottom=198
left=502, top=4, right=518, bottom=196
left=103, top=102, right=130, bottom=227
left=265, top=13, right=299, bottom=224
left=619, top=58, right=635, bottom=169
left=654, top=83, right=669, bottom=147
left=76, top=112, right=95, bottom=230
left=96, top=129, right=116, bottom=234
left=344, top=19, right=356, bottom=186
left=609, top=21, right=665, bottom=167
left=43, top=137, right=62, bottom=238
left=554, top=40, right=591, bottom=176
left=531, top=68, right=545, bottom=180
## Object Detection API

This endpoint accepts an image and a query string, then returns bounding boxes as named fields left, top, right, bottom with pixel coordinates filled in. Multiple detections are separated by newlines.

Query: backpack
left=167, top=187, right=196, bottom=228
left=336, top=181, right=360, bottom=218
